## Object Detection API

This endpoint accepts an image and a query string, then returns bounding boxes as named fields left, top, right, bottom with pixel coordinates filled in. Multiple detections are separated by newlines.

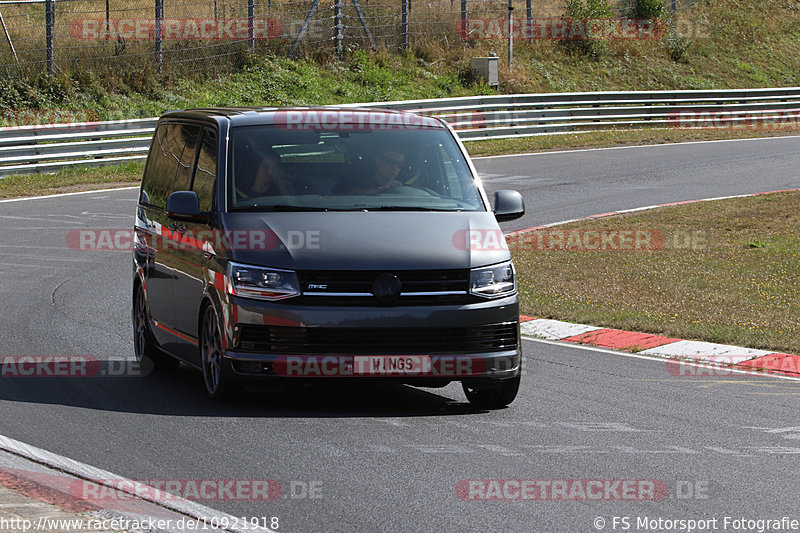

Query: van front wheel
left=462, top=375, right=520, bottom=409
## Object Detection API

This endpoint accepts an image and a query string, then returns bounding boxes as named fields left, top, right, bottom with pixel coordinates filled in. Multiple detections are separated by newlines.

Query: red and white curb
left=518, top=316, right=800, bottom=377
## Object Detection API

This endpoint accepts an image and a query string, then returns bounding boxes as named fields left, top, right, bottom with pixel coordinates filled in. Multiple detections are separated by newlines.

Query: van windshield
left=228, top=124, right=485, bottom=212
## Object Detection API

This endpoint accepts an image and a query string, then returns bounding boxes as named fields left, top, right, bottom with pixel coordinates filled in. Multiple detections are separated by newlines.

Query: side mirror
left=166, top=191, right=210, bottom=223
left=493, top=190, right=525, bottom=222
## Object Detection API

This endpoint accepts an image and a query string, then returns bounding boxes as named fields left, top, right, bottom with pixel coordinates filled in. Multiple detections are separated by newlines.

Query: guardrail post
left=248, top=0, right=255, bottom=52
left=155, top=0, right=163, bottom=72
left=401, top=0, right=408, bottom=50
left=45, top=0, right=54, bottom=73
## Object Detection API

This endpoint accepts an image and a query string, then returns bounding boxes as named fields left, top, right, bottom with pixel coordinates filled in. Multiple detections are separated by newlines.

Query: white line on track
left=0, top=186, right=138, bottom=204
left=0, top=214, right=87, bottom=224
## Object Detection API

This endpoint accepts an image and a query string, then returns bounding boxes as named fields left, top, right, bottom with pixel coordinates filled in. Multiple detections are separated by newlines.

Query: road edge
left=0, top=434, right=274, bottom=533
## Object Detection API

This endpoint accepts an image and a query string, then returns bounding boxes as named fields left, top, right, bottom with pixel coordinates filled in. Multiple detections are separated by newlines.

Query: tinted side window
left=192, top=129, right=217, bottom=212
left=140, top=123, right=202, bottom=208
left=141, top=124, right=178, bottom=208
left=175, top=124, right=201, bottom=192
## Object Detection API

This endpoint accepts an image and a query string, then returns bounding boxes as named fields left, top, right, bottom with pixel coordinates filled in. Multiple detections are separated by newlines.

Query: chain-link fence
left=0, top=0, right=703, bottom=77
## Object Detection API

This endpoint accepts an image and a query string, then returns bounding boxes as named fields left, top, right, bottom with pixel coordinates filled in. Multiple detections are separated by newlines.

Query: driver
left=340, top=147, right=407, bottom=194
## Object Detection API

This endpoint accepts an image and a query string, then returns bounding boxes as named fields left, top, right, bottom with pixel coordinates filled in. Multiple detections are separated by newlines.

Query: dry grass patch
left=514, top=191, right=800, bottom=354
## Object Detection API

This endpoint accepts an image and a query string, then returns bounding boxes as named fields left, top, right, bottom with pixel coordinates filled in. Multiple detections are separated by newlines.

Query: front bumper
left=220, top=294, right=521, bottom=384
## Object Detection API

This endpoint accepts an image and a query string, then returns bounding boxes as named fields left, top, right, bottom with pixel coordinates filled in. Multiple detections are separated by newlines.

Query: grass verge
left=0, top=161, right=143, bottom=199
left=513, top=191, right=800, bottom=355
left=465, top=126, right=800, bottom=158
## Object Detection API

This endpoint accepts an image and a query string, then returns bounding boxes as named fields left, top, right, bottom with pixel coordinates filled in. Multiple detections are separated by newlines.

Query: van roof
left=160, top=107, right=447, bottom=129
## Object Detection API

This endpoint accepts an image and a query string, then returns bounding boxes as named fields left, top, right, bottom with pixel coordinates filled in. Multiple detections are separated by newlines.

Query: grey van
left=132, top=107, right=525, bottom=408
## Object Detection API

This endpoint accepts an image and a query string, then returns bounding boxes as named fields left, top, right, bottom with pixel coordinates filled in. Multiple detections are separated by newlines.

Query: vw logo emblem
left=372, top=273, right=402, bottom=302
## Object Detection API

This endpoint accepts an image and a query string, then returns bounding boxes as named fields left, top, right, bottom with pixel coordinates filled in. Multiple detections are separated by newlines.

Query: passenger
left=236, top=148, right=292, bottom=200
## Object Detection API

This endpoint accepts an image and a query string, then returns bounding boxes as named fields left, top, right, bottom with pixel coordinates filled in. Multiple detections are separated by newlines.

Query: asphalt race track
left=1, top=136, right=799, bottom=532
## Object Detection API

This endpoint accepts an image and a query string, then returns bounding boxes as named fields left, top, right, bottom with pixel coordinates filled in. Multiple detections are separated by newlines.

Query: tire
left=462, top=375, right=520, bottom=409
left=133, top=284, right=179, bottom=371
left=200, top=304, right=240, bottom=400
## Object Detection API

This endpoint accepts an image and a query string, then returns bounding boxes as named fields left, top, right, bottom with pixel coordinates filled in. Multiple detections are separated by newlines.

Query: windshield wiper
left=365, top=206, right=451, bottom=211
left=234, top=205, right=330, bottom=212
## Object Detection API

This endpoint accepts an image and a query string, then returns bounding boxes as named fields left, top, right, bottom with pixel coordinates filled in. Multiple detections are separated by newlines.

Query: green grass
left=0, top=51, right=494, bottom=123
left=0, top=161, right=143, bottom=198
left=2, top=0, right=800, bottom=122
left=514, top=191, right=800, bottom=355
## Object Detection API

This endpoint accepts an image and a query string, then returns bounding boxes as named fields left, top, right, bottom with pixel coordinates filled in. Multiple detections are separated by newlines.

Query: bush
left=566, top=0, right=614, bottom=19
left=667, top=32, right=692, bottom=62
left=562, top=0, right=615, bottom=59
left=634, top=0, right=667, bottom=20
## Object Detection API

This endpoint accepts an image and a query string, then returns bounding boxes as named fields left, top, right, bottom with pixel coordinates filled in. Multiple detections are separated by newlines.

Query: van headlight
left=227, top=262, right=301, bottom=301
left=470, top=261, right=516, bottom=299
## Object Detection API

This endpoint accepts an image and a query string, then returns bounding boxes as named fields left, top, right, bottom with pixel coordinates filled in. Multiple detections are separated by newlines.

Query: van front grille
left=294, top=269, right=473, bottom=306
left=235, top=323, right=519, bottom=355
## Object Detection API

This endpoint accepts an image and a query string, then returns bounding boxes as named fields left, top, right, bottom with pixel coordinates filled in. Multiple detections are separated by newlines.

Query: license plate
left=353, top=355, right=432, bottom=375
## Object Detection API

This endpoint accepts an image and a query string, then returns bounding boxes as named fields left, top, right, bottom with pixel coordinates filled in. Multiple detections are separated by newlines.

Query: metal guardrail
left=2, top=87, right=800, bottom=176
left=0, top=118, right=157, bottom=176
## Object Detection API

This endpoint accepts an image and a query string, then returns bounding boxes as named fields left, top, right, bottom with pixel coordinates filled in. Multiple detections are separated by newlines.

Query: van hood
left=220, top=211, right=510, bottom=270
